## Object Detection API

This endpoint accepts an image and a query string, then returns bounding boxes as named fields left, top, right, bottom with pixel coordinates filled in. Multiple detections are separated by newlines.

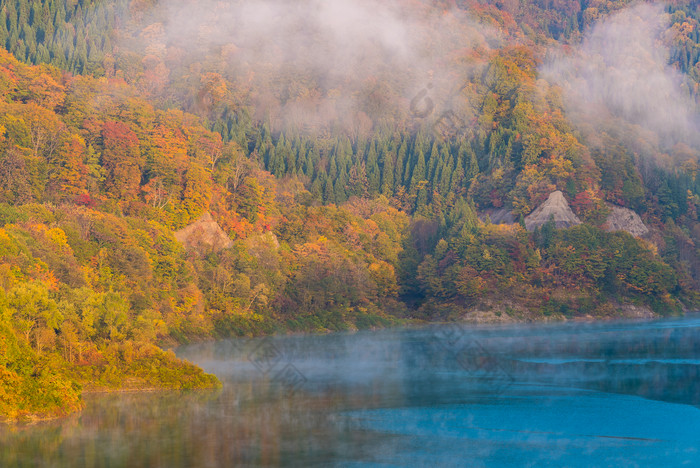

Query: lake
left=3, top=316, right=700, bottom=467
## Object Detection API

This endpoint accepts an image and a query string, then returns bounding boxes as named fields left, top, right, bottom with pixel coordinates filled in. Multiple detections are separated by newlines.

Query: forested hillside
left=2, top=0, right=700, bottom=418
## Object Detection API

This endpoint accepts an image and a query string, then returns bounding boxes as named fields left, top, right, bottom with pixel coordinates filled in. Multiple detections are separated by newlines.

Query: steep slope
left=524, top=191, right=581, bottom=231
left=174, top=212, right=233, bottom=251
left=2, top=0, right=700, bottom=420
left=604, top=206, right=649, bottom=237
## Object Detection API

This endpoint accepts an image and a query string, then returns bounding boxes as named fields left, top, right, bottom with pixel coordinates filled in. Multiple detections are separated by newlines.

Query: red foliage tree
left=101, top=121, right=143, bottom=199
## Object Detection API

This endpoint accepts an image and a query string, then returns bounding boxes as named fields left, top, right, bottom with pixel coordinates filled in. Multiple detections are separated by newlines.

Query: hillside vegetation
left=2, top=0, right=700, bottom=418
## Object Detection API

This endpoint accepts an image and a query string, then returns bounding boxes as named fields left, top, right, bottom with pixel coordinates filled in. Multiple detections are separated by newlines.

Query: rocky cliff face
left=479, top=207, right=516, bottom=225
left=524, top=191, right=581, bottom=231
left=174, top=212, right=234, bottom=251
left=603, top=205, right=649, bottom=237
left=478, top=193, right=649, bottom=237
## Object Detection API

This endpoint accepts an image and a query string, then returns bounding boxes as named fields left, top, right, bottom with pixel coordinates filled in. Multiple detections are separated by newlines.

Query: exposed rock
left=174, top=212, right=233, bottom=251
left=479, top=207, right=516, bottom=225
left=618, top=304, right=654, bottom=319
left=524, top=191, right=581, bottom=231
left=461, top=300, right=525, bottom=324
left=603, top=205, right=649, bottom=237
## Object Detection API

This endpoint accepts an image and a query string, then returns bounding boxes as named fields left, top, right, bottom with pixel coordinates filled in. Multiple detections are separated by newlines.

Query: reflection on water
left=3, top=316, right=700, bottom=467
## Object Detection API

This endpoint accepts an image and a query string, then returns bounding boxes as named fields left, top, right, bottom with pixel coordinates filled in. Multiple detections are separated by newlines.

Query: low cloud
left=542, top=3, right=699, bottom=155
left=133, top=0, right=499, bottom=133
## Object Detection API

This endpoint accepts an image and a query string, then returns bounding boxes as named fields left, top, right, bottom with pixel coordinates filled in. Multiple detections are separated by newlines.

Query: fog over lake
left=3, top=316, right=700, bottom=467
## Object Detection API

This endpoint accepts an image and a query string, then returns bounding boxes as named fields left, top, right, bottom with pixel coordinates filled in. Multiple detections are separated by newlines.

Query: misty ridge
left=129, top=0, right=500, bottom=133
left=5, top=0, right=700, bottom=430
left=542, top=3, right=700, bottom=159
left=127, top=0, right=700, bottom=157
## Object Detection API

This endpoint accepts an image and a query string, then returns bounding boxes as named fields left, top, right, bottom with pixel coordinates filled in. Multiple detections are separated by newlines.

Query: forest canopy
left=2, top=0, right=700, bottom=418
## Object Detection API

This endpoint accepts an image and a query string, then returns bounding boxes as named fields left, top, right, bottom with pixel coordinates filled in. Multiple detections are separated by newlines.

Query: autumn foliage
left=2, top=0, right=700, bottom=419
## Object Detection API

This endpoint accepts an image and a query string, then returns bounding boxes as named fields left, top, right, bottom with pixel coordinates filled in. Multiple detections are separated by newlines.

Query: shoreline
left=0, top=382, right=222, bottom=425
left=3, top=309, right=694, bottom=424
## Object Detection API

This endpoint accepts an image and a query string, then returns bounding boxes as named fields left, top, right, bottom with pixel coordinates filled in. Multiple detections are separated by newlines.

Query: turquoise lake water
left=3, top=316, right=700, bottom=467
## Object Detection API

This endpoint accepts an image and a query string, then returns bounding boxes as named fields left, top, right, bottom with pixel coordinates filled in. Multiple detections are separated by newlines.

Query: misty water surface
left=3, top=316, right=700, bottom=467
